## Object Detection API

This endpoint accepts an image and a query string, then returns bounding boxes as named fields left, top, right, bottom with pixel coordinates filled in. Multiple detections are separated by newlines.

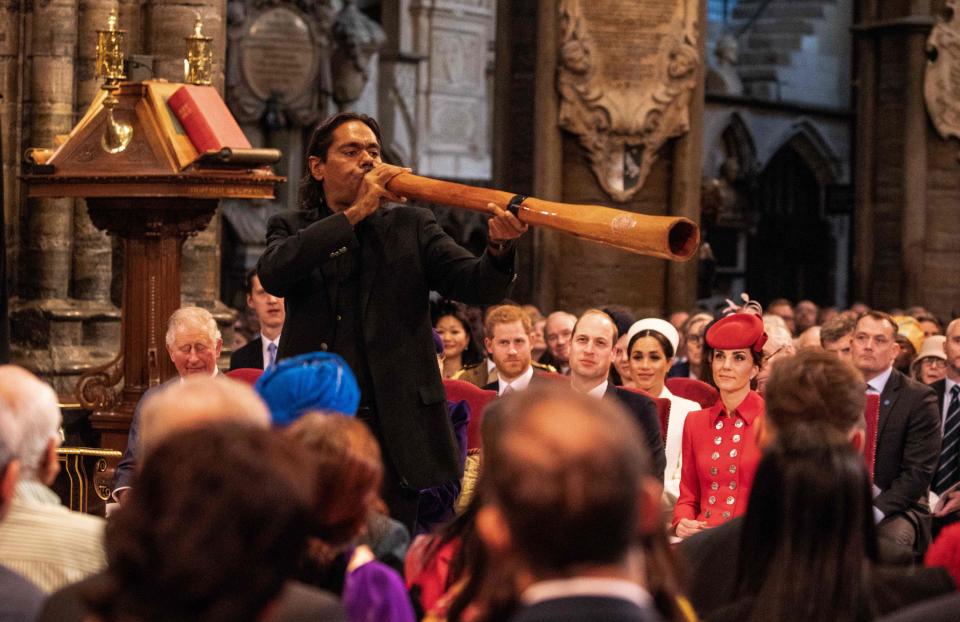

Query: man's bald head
left=543, top=311, right=577, bottom=365
left=139, top=377, right=270, bottom=457
left=481, top=386, right=651, bottom=574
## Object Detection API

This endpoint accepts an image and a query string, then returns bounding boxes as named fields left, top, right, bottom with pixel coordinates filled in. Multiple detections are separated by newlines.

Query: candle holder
left=96, top=10, right=132, bottom=154
left=184, top=14, right=213, bottom=86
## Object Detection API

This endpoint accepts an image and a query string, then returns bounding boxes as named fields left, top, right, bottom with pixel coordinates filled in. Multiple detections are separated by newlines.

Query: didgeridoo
left=386, top=173, right=700, bottom=262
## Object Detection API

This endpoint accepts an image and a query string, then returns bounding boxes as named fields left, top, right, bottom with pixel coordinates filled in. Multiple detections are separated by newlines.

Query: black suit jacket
left=509, top=596, right=661, bottom=622
left=606, top=385, right=666, bottom=481
left=874, top=370, right=942, bottom=516
left=37, top=573, right=348, bottom=622
left=257, top=205, right=514, bottom=489
left=229, top=336, right=264, bottom=370
left=679, top=516, right=956, bottom=620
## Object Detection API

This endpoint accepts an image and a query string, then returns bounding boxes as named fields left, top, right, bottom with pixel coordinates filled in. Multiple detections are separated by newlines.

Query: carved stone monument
left=557, top=0, right=700, bottom=201
left=925, top=0, right=960, bottom=148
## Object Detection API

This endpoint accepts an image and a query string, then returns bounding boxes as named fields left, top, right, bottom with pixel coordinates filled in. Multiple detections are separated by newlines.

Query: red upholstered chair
left=225, top=368, right=263, bottom=386
left=443, top=379, right=497, bottom=451
left=863, top=393, right=880, bottom=481
left=665, top=377, right=719, bottom=409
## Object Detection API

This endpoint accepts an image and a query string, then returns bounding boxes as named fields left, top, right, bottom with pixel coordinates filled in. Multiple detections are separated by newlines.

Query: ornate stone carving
left=557, top=0, right=700, bottom=201
left=77, top=352, right=124, bottom=411
left=226, top=0, right=333, bottom=127
left=925, top=0, right=960, bottom=144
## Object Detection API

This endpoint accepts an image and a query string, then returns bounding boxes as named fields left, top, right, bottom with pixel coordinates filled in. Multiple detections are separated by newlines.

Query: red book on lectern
left=167, top=85, right=251, bottom=153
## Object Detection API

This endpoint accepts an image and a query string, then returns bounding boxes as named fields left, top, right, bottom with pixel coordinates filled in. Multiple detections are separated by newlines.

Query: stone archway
left=747, top=132, right=838, bottom=305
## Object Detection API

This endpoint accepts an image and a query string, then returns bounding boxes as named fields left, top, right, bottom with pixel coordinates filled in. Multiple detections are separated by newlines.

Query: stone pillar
left=853, top=0, right=960, bottom=318
left=523, top=0, right=703, bottom=316
left=0, top=1, right=23, bottom=302
left=144, top=0, right=227, bottom=309
left=22, top=0, right=78, bottom=300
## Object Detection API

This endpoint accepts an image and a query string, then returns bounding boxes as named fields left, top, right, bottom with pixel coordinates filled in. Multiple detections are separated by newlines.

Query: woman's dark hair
left=88, top=425, right=315, bottom=622
left=298, top=112, right=383, bottom=211
left=433, top=300, right=483, bottom=367
left=733, top=429, right=877, bottom=622
left=628, top=329, right=675, bottom=360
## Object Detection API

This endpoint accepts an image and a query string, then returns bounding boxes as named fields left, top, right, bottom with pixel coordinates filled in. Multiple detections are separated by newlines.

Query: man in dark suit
left=481, top=304, right=552, bottom=395
left=680, top=350, right=955, bottom=619
left=931, top=318, right=960, bottom=530
left=852, top=311, right=942, bottom=549
left=229, top=269, right=285, bottom=371
left=568, top=309, right=665, bottom=480
left=257, top=112, right=525, bottom=529
left=477, top=386, right=663, bottom=622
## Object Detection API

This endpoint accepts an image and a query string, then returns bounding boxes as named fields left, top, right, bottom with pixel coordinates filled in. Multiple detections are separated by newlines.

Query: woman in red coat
left=673, top=311, right=767, bottom=539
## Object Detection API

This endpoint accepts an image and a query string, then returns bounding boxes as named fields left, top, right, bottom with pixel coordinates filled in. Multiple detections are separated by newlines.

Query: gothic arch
left=766, top=121, right=841, bottom=188
left=720, top=112, right=758, bottom=175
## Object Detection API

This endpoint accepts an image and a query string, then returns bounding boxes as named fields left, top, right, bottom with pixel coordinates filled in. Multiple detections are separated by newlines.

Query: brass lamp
left=95, top=9, right=132, bottom=153
left=184, top=14, right=213, bottom=86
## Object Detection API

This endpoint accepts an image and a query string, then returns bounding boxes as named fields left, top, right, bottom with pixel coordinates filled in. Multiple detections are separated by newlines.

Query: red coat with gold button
left=672, top=390, right=765, bottom=529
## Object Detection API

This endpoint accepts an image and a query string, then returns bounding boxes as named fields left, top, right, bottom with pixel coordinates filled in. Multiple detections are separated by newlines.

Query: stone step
left=736, top=49, right=794, bottom=67
left=745, top=17, right=818, bottom=36
left=732, top=2, right=828, bottom=20
left=743, top=32, right=808, bottom=51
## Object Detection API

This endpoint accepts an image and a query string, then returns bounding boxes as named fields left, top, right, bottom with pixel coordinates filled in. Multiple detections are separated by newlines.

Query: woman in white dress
left=626, top=318, right=703, bottom=506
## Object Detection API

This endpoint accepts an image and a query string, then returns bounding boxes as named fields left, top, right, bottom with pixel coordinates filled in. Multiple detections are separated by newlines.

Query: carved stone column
left=853, top=0, right=960, bottom=318
left=523, top=0, right=703, bottom=316
left=22, top=0, right=78, bottom=300
left=144, top=0, right=227, bottom=311
left=0, top=1, right=23, bottom=303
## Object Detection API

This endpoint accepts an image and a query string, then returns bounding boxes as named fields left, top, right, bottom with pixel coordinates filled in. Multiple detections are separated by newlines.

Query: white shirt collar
left=487, top=358, right=497, bottom=374
left=522, top=577, right=652, bottom=609
left=586, top=379, right=609, bottom=399
left=498, top=365, right=534, bottom=395
left=866, top=366, right=894, bottom=395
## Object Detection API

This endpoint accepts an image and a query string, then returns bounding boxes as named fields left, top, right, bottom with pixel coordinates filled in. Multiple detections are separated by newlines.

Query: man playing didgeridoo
left=257, top=112, right=526, bottom=530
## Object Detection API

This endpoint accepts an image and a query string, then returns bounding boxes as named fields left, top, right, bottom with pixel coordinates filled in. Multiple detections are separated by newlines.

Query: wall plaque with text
left=557, top=0, right=700, bottom=201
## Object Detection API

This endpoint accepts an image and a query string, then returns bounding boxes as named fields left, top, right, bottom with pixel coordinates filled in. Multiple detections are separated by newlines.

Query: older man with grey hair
left=0, top=390, right=47, bottom=619
left=0, top=366, right=106, bottom=593
left=112, top=306, right=223, bottom=503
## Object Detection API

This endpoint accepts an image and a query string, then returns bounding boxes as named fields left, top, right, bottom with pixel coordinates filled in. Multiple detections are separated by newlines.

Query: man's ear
left=43, top=438, right=60, bottom=486
left=0, top=460, right=20, bottom=514
left=214, top=338, right=223, bottom=359
left=308, top=156, right=324, bottom=182
left=637, top=476, right=663, bottom=537
left=484, top=338, right=494, bottom=356
left=476, top=504, right=512, bottom=557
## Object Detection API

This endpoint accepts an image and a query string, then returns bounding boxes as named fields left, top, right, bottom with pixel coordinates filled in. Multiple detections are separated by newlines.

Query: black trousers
left=356, top=406, right=420, bottom=533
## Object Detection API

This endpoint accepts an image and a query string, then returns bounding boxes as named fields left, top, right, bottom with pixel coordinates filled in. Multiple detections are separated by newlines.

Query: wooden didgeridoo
left=386, top=173, right=700, bottom=262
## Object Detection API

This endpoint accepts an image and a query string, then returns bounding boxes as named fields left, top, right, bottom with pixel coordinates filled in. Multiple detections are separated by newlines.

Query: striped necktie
left=267, top=342, right=277, bottom=369
left=934, top=385, right=960, bottom=495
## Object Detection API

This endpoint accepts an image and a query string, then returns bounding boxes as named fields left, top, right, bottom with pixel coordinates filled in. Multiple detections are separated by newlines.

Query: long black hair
left=734, top=428, right=878, bottom=622
left=298, top=112, right=383, bottom=212
left=432, top=300, right=484, bottom=367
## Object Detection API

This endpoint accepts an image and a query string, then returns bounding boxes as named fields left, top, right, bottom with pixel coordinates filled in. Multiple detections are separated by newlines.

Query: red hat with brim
left=706, top=313, right=768, bottom=353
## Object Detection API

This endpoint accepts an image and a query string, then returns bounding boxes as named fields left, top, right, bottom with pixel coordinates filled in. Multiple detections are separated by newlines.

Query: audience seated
left=286, top=413, right=417, bottom=622
left=477, top=385, right=664, bottom=622
left=626, top=318, right=703, bottom=506
left=113, top=306, right=224, bottom=503
left=0, top=392, right=46, bottom=620
left=680, top=350, right=955, bottom=620
left=255, top=351, right=361, bottom=425
left=669, top=312, right=712, bottom=379
left=673, top=309, right=767, bottom=538
left=0, top=366, right=106, bottom=593
left=79, top=425, right=345, bottom=622
left=229, top=267, right=285, bottom=371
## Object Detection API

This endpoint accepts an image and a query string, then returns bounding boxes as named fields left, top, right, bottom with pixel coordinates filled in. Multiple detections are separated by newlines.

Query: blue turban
left=255, top=351, right=360, bottom=426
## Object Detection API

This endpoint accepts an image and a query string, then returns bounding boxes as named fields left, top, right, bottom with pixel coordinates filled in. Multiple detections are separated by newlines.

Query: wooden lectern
left=24, top=80, right=283, bottom=456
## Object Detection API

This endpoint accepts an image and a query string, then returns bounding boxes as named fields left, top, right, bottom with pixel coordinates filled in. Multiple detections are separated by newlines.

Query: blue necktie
left=934, top=385, right=960, bottom=495
left=267, top=342, right=277, bottom=369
